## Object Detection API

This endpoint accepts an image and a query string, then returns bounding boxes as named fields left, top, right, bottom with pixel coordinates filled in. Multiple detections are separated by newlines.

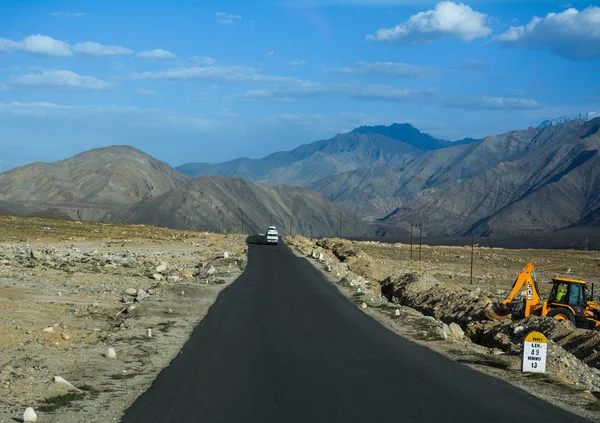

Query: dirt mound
left=474, top=317, right=600, bottom=370
left=379, top=272, right=496, bottom=327
left=316, top=238, right=375, bottom=278
left=469, top=316, right=574, bottom=354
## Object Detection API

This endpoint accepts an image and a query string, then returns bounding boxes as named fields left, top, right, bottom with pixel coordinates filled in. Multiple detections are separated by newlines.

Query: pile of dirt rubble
left=286, top=236, right=600, bottom=392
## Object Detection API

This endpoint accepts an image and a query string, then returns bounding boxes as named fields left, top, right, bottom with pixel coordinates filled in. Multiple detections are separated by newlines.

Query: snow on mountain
left=537, top=112, right=600, bottom=130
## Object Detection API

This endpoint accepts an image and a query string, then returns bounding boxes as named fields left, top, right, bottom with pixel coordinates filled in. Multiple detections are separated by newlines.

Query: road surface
left=121, top=235, right=588, bottom=423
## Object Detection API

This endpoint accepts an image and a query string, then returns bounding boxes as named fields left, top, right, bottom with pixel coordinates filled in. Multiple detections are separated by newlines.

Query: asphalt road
left=120, top=236, right=588, bottom=423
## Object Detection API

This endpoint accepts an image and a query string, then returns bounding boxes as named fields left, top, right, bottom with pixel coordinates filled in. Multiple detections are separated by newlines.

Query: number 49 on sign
left=522, top=331, right=547, bottom=373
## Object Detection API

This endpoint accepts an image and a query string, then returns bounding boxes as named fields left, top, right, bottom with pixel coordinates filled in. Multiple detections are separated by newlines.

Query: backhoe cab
left=501, top=262, right=600, bottom=329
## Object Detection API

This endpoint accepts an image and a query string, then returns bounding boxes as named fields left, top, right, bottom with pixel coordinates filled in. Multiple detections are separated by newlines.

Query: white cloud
left=367, top=1, right=491, bottom=44
left=0, top=102, right=219, bottom=131
left=265, top=51, right=275, bottom=57
left=289, top=60, right=307, bottom=66
left=136, top=49, right=176, bottom=59
left=133, top=63, right=436, bottom=103
left=493, top=6, right=600, bottom=60
left=73, top=41, right=133, bottom=57
left=241, top=79, right=435, bottom=103
left=216, top=12, right=242, bottom=20
left=442, top=95, right=541, bottom=110
left=10, top=70, right=113, bottom=92
left=506, top=89, right=527, bottom=97
left=0, top=34, right=72, bottom=57
left=136, top=88, right=159, bottom=96
left=452, top=59, right=487, bottom=70
left=217, top=19, right=234, bottom=25
left=131, top=65, right=258, bottom=83
left=182, top=56, right=216, bottom=66
left=50, top=11, right=86, bottom=18
left=328, top=61, right=428, bottom=78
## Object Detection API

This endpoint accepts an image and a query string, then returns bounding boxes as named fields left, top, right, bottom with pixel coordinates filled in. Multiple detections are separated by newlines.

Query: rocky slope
left=313, top=119, right=600, bottom=235
left=104, top=177, right=373, bottom=237
left=176, top=123, right=472, bottom=186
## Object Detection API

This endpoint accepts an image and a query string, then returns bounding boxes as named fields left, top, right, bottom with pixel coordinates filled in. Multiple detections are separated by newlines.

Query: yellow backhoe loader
left=500, top=262, right=600, bottom=329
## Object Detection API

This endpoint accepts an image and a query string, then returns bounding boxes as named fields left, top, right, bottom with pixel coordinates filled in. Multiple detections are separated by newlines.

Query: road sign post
left=522, top=331, right=547, bottom=373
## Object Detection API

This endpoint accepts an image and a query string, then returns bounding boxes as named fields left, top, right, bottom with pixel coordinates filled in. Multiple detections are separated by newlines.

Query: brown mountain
left=311, top=119, right=600, bottom=236
left=103, top=177, right=372, bottom=237
left=0, top=146, right=189, bottom=220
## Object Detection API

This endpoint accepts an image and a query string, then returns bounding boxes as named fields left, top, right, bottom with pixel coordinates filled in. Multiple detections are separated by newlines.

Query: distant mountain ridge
left=313, top=118, right=600, bottom=236
left=537, top=112, right=600, bottom=130
left=176, top=123, right=477, bottom=187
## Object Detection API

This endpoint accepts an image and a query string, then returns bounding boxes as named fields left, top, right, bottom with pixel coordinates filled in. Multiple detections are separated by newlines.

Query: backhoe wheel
left=548, top=308, right=576, bottom=326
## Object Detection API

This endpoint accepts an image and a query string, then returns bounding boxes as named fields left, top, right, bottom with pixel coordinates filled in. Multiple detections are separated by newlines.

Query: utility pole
left=410, top=222, right=423, bottom=260
left=419, top=222, right=422, bottom=261
left=470, top=233, right=474, bottom=285
left=410, top=222, right=413, bottom=260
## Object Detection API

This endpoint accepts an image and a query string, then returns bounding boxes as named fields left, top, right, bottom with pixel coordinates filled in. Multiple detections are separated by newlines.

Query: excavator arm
left=501, top=261, right=541, bottom=317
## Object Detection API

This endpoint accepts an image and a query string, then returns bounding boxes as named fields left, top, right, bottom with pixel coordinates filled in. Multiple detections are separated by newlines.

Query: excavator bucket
left=489, top=301, right=517, bottom=321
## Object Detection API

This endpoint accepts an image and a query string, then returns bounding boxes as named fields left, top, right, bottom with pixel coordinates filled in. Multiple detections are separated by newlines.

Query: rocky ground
left=0, top=215, right=247, bottom=423
left=286, top=235, right=600, bottom=422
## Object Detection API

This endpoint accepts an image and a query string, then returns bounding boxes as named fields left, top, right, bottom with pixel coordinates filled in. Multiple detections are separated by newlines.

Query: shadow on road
left=246, top=235, right=266, bottom=246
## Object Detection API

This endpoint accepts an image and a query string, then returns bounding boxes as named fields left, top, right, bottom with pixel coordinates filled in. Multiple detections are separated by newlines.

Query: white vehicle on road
left=266, top=226, right=279, bottom=245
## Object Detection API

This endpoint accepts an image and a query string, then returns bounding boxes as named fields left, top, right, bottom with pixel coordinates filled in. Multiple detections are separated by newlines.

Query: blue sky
left=1, top=0, right=599, bottom=170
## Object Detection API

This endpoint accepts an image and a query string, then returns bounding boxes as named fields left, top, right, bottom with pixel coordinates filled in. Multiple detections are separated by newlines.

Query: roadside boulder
left=135, top=289, right=148, bottom=302
left=30, top=249, right=44, bottom=260
left=125, top=288, right=137, bottom=296
left=447, top=323, right=465, bottom=340
left=53, top=376, right=78, bottom=390
left=23, top=407, right=37, bottom=423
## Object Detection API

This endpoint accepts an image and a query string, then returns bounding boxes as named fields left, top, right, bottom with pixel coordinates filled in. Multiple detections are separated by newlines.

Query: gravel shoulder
left=285, top=235, right=600, bottom=422
left=0, top=216, right=247, bottom=423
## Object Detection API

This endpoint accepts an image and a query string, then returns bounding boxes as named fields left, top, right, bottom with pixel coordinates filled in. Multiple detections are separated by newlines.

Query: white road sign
left=522, top=331, right=547, bottom=373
